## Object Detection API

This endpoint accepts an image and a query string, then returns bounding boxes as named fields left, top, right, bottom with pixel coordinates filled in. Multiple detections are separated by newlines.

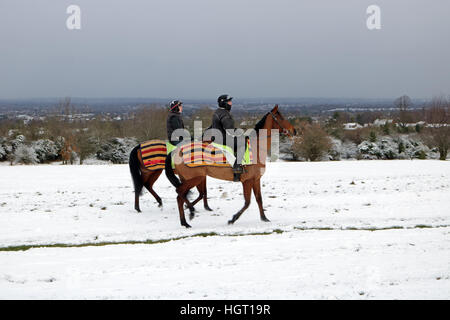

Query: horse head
left=268, top=105, right=297, bottom=137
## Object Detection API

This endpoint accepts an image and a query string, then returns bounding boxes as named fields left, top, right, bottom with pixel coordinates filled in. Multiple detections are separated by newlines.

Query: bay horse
left=165, top=105, right=296, bottom=228
left=129, top=143, right=212, bottom=213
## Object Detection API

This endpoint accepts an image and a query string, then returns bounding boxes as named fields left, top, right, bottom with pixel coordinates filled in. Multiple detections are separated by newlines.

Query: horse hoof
left=189, top=213, right=195, bottom=221
left=262, top=217, right=270, bottom=222
left=204, top=206, right=213, bottom=211
left=228, top=220, right=234, bottom=225
left=158, top=202, right=163, bottom=208
left=135, top=208, right=141, bottom=213
left=182, top=223, right=192, bottom=228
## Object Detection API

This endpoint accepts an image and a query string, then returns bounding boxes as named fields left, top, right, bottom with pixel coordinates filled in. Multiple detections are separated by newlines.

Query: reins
left=269, top=111, right=293, bottom=138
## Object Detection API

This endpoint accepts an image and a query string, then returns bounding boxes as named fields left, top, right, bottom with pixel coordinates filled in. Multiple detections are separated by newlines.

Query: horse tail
left=165, top=151, right=181, bottom=188
left=129, top=145, right=144, bottom=196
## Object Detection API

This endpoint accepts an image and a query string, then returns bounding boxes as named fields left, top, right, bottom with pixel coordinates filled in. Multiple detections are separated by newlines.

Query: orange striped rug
left=180, top=142, right=229, bottom=168
left=180, top=142, right=254, bottom=168
left=139, top=140, right=167, bottom=170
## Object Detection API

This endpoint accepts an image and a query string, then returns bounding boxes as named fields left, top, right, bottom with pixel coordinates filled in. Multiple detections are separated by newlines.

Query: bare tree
left=75, top=129, right=96, bottom=164
left=394, top=95, right=412, bottom=110
left=394, top=95, right=413, bottom=130
left=188, top=105, right=214, bottom=136
left=291, top=123, right=332, bottom=161
left=61, top=134, right=78, bottom=165
left=423, top=96, right=450, bottom=160
left=56, top=97, right=75, bottom=117
left=426, top=96, right=449, bottom=123
left=132, top=104, right=168, bottom=141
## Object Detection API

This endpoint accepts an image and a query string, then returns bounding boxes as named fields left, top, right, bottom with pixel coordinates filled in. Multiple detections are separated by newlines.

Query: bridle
left=269, top=111, right=293, bottom=138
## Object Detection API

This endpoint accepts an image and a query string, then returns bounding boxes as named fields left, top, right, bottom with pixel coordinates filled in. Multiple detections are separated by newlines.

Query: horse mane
left=254, top=113, right=269, bottom=130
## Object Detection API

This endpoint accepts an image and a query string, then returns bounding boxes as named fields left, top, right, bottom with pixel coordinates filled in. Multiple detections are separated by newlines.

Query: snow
left=373, top=119, right=393, bottom=126
left=0, top=161, right=449, bottom=299
left=343, top=123, right=363, bottom=130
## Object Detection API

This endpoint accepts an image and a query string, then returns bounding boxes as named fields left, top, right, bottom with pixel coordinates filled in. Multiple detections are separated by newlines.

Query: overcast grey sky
left=0, top=0, right=449, bottom=100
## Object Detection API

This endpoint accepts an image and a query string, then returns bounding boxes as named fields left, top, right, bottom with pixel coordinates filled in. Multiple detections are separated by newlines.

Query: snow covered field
left=0, top=160, right=449, bottom=299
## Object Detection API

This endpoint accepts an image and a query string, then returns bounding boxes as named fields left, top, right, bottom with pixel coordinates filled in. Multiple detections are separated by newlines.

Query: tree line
left=0, top=96, right=449, bottom=164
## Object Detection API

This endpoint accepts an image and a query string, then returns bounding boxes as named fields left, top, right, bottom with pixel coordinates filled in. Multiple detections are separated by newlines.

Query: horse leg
left=188, top=178, right=210, bottom=210
left=187, top=179, right=210, bottom=220
left=177, top=177, right=204, bottom=226
left=144, top=170, right=163, bottom=207
left=135, top=192, right=141, bottom=213
left=186, top=177, right=205, bottom=220
left=176, top=185, right=191, bottom=228
left=228, top=179, right=253, bottom=225
left=200, top=177, right=213, bottom=211
left=186, top=191, right=197, bottom=221
left=187, top=189, right=203, bottom=208
left=134, top=173, right=144, bottom=212
left=130, top=148, right=143, bottom=213
left=181, top=175, right=197, bottom=213
left=253, top=178, right=269, bottom=222
left=177, top=193, right=191, bottom=228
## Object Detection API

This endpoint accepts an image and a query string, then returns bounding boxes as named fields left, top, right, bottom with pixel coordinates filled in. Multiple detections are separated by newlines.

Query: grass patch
left=1, top=225, right=448, bottom=253
left=0, top=229, right=287, bottom=252
left=414, top=224, right=433, bottom=229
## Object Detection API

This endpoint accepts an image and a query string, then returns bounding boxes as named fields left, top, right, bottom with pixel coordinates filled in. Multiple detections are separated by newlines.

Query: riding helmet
left=217, top=94, right=233, bottom=110
left=169, top=100, right=182, bottom=113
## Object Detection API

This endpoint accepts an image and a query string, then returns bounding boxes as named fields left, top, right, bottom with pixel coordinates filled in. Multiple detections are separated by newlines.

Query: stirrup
left=232, top=163, right=243, bottom=182
left=232, top=163, right=244, bottom=174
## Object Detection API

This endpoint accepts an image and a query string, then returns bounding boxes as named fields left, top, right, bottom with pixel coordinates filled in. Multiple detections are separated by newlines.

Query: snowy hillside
left=0, top=161, right=449, bottom=299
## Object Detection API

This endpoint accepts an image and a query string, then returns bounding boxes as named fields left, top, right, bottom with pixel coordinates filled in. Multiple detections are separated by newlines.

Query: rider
left=166, top=100, right=185, bottom=150
left=211, top=94, right=245, bottom=182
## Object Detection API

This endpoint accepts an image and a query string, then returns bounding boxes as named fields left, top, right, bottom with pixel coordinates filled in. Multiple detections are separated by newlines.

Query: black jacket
left=211, top=107, right=235, bottom=141
left=167, top=112, right=185, bottom=145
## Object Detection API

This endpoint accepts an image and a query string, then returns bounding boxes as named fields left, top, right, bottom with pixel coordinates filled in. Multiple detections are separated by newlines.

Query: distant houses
left=343, top=118, right=446, bottom=130
left=343, top=123, right=363, bottom=130
left=372, top=119, right=393, bottom=126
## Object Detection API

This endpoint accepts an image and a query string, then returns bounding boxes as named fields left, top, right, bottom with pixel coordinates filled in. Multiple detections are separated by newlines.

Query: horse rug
left=179, top=141, right=253, bottom=168
left=139, top=140, right=253, bottom=170
left=139, top=139, right=167, bottom=170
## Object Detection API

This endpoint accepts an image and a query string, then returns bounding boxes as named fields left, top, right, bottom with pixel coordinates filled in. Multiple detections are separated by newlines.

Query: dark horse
left=129, top=143, right=212, bottom=213
left=165, top=105, right=296, bottom=228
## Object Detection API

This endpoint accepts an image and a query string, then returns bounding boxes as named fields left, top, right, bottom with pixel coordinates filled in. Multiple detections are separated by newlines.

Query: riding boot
left=232, top=161, right=243, bottom=182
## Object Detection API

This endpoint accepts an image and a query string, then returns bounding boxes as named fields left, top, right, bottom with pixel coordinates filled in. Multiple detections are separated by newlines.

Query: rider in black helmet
left=213, top=94, right=235, bottom=136
left=166, top=100, right=185, bottom=146
left=211, top=94, right=245, bottom=181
